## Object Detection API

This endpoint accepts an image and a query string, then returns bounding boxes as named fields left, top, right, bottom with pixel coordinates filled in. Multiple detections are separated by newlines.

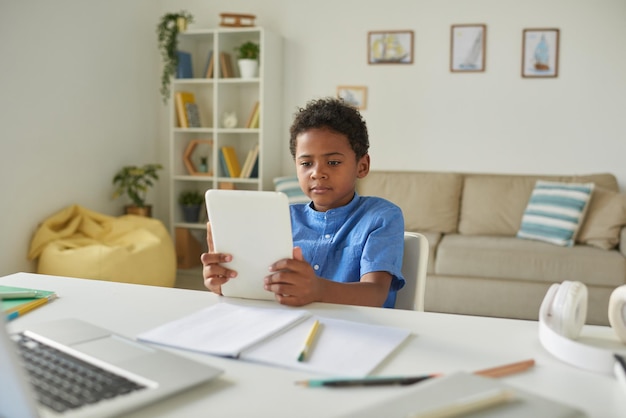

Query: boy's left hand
left=264, top=247, right=322, bottom=306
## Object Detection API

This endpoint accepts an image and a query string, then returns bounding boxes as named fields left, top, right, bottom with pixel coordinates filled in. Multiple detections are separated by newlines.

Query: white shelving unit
left=169, top=27, right=283, bottom=269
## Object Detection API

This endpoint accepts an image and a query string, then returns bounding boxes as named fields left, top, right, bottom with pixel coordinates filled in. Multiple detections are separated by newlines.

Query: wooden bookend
left=218, top=182, right=236, bottom=190
left=175, top=228, right=203, bottom=269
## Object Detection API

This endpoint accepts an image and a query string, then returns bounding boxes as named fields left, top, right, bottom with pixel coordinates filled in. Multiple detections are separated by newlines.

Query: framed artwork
left=337, top=86, right=368, bottom=110
left=450, top=24, right=486, bottom=72
left=367, top=31, right=414, bottom=64
left=522, top=28, right=560, bottom=78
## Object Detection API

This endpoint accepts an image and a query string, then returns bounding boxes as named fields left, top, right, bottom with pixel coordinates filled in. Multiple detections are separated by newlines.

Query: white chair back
left=395, top=232, right=429, bottom=311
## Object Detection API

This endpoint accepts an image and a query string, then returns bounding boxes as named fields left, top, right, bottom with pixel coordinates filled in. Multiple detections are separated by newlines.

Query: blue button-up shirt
left=290, top=193, right=405, bottom=308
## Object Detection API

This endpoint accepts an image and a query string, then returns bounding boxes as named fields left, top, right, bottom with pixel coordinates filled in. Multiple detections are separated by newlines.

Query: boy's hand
left=201, top=222, right=237, bottom=295
left=264, top=247, right=322, bottom=306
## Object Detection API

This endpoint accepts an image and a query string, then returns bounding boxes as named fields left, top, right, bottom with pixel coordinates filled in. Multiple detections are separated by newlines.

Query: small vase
left=238, top=59, right=258, bottom=79
left=181, top=205, right=201, bottom=223
left=176, top=17, right=188, bottom=32
left=125, top=205, right=152, bottom=217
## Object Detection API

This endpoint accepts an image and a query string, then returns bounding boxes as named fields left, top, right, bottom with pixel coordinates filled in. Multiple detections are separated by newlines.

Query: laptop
left=205, top=189, right=293, bottom=301
left=0, top=317, right=223, bottom=418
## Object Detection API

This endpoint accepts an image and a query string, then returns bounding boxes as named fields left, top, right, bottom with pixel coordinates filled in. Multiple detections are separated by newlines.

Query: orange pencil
left=474, top=359, right=535, bottom=378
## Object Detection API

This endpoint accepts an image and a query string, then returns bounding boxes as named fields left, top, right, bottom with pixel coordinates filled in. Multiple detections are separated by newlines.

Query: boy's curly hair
left=289, top=97, right=369, bottom=160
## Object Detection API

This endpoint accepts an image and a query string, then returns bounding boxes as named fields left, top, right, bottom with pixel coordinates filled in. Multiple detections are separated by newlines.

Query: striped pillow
left=273, top=176, right=310, bottom=204
left=517, top=181, right=594, bottom=247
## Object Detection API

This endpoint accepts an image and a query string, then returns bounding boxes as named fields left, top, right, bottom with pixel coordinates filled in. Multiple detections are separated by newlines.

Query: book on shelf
left=175, top=91, right=196, bottom=128
left=185, top=103, right=201, bottom=128
left=240, top=144, right=260, bottom=178
left=248, top=102, right=260, bottom=129
left=221, top=146, right=241, bottom=178
left=203, top=50, right=214, bottom=78
left=218, top=148, right=230, bottom=177
left=176, top=51, right=193, bottom=78
left=219, top=52, right=234, bottom=78
left=245, top=101, right=260, bottom=128
left=249, top=156, right=259, bottom=178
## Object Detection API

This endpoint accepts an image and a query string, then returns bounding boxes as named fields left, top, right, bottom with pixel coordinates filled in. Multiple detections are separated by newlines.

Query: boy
left=201, top=97, right=405, bottom=308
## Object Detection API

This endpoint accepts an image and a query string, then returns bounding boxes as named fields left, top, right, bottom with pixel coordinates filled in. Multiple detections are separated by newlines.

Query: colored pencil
left=295, top=359, right=535, bottom=388
left=6, top=294, right=57, bottom=321
left=297, top=320, right=320, bottom=362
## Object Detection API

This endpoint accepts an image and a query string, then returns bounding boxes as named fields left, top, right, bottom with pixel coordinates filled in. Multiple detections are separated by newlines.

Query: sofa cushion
left=458, top=176, right=538, bottom=236
left=458, top=173, right=619, bottom=236
left=517, top=181, right=594, bottom=247
left=577, top=187, right=626, bottom=250
left=273, top=176, right=310, bottom=204
left=434, top=234, right=626, bottom=288
left=357, top=171, right=463, bottom=233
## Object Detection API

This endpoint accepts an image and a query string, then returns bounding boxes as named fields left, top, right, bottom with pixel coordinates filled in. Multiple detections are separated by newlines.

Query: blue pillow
left=273, top=176, right=310, bottom=204
left=517, top=181, right=594, bottom=247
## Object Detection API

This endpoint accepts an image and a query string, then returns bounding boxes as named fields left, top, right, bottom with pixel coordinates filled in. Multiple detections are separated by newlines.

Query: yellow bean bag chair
left=28, top=205, right=176, bottom=287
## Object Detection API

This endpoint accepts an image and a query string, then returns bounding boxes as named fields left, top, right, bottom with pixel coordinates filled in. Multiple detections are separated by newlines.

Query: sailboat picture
left=522, top=29, right=560, bottom=78
left=451, top=24, right=486, bottom=72
left=368, top=30, right=414, bottom=64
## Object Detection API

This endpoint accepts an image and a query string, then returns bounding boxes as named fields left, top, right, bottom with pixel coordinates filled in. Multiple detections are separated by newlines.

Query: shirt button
left=313, top=264, right=320, bottom=271
left=324, top=234, right=331, bottom=239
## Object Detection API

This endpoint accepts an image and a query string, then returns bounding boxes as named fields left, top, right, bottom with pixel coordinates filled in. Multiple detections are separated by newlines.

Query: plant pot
left=176, top=17, right=188, bottom=32
left=238, top=59, right=258, bottom=79
left=125, top=205, right=152, bottom=217
left=181, top=204, right=202, bottom=223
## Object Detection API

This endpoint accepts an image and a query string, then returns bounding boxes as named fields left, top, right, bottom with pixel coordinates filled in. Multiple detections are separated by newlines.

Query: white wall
left=0, top=0, right=161, bottom=276
left=1, top=0, right=625, bottom=277
left=172, top=0, right=626, bottom=181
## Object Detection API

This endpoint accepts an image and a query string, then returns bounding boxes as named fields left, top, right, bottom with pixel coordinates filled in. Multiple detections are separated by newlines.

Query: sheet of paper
left=242, top=316, right=411, bottom=377
left=138, top=303, right=310, bottom=357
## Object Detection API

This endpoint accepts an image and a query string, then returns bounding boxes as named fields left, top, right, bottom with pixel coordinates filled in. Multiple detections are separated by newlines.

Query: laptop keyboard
left=13, top=332, right=146, bottom=413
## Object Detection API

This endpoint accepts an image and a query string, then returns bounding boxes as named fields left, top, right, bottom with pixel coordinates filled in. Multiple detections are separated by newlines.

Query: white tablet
left=205, top=189, right=293, bottom=300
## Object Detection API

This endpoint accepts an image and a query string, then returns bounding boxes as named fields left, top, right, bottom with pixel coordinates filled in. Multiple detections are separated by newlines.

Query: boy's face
left=294, top=128, right=369, bottom=212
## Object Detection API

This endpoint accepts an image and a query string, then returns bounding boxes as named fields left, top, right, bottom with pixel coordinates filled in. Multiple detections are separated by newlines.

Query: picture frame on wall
left=337, top=86, right=368, bottom=110
left=522, top=28, right=560, bottom=78
left=367, top=31, right=414, bottom=64
left=450, top=24, right=486, bottom=72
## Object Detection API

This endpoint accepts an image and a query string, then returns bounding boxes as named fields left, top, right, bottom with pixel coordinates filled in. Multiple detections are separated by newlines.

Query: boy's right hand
left=201, top=222, right=237, bottom=295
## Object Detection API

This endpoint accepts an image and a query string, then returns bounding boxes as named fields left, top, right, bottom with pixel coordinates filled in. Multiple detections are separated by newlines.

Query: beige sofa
left=357, top=171, right=626, bottom=325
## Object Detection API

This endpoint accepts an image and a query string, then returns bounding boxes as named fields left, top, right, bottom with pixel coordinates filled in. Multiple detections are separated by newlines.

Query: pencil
left=295, top=359, right=534, bottom=387
left=296, top=374, right=441, bottom=388
left=474, top=359, right=535, bottom=378
left=0, top=290, right=42, bottom=299
left=297, top=319, right=320, bottom=362
left=6, top=294, right=57, bottom=322
left=409, top=388, right=514, bottom=418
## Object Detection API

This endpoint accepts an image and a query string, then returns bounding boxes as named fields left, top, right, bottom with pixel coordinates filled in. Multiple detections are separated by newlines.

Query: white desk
left=2, top=272, right=624, bottom=417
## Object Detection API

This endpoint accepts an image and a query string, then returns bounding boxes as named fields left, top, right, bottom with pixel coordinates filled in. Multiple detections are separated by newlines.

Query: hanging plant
left=157, top=10, right=194, bottom=104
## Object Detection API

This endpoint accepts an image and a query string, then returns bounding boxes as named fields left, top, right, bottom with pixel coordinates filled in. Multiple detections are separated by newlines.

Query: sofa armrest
left=620, top=227, right=626, bottom=257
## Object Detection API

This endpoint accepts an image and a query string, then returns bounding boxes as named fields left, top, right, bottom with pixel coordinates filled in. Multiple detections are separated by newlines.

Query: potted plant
left=178, top=190, right=204, bottom=223
left=157, top=10, right=194, bottom=103
left=112, top=164, right=163, bottom=217
left=234, top=41, right=260, bottom=79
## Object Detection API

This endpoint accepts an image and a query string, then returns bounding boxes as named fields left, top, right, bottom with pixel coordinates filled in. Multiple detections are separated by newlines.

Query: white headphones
left=539, top=280, right=626, bottom=375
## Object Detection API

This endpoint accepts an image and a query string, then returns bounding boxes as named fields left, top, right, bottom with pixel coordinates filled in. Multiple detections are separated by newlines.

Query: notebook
left=205, top=189, right=293, bottom=300
left=0, top=317, right=223, bottom=418
left=138, top=302, right=411, bottom=377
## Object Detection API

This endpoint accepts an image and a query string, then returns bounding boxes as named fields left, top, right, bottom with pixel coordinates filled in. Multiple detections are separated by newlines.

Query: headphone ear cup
left=608, top=285, right=626, bottom=344
left=551, top=281, right=588, bottom=339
